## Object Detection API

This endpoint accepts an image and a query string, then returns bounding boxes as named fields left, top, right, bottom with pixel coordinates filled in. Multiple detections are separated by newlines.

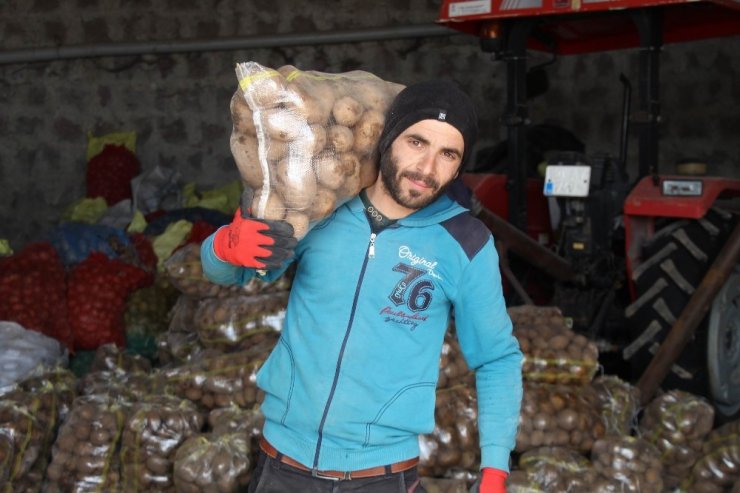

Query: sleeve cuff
left=480, top=444, right=512, bottom=473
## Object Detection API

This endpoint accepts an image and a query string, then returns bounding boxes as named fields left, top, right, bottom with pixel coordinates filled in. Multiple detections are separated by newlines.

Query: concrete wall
left=1, top=0, right=738, bottom=248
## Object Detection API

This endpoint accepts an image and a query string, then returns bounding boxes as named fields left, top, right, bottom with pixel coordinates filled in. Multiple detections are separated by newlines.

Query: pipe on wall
left=0, top=24, right=459, bottom=65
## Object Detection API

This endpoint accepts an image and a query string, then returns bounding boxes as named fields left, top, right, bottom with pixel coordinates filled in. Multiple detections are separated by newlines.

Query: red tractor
left=438, top=0, right=740, bottom=419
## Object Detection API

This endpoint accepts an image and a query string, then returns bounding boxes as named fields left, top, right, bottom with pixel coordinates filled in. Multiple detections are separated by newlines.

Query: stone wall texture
left=1, top=0, right=738, bottom=247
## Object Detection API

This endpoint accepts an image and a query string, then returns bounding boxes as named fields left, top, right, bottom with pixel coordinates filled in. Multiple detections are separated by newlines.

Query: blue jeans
left=247, top=451, right=428, bottom=493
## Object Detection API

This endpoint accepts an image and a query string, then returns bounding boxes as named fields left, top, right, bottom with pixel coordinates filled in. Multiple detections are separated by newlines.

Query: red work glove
left=213, top=190, right=296, bottom=269
left=479, top=467, right=508, bottom=493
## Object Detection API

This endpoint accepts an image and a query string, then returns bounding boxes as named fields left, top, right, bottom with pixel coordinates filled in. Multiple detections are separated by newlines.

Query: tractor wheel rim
left=708, top=265, right=740, bottom=416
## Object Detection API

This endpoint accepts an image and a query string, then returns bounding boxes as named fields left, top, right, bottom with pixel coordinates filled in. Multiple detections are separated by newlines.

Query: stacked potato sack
left=173, top=407, right=264, bottom=493
left=418, top=324, right=477, bottom=489
left=589, top=435, right=664, bottom=492
left=589, top=375, right=641, bottom=437
left=158, top=243, right=291, bottom=365
left=507, top=446, right=599, bottom=492
left=678, top=419, right=740, bottom=492
left=159, top=243, right=289, bottom=372
left=45, top=393, right=130, bottom=492
left=508, top=306, right=605, bottom=454
left=0, top=367, right=76, bottom=491
left=420, top=383, right=478, bottom=479
left=120, top=394, right=204, bottom=492
left=42, top=345, right=207, bottom=492
left=507, top=437, right=663, bottom=493
left=639, top=390, right=716, bottom=490
left=231, top=61, right=404, bottom=239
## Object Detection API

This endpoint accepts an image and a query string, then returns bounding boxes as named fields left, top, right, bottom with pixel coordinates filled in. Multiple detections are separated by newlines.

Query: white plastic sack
left=0, top=321, right=68, bottom=394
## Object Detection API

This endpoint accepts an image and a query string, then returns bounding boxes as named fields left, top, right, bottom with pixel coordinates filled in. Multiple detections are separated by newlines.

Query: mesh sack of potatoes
left=508, top=305, right=599, bottom=385
left=173, top=431, right=252, bottom=493
left=208, top=405, right=264, bottom=436
left=0, top=433, right=13, bottom=486
left=639, top=390, right=715, bottom=489
left=157, top=295, right=205, bottom=367
left=162, top=336, right=277, bottom=411
left=120, top=394, right=204, bottom=493
left=511, top=446, right=606, bottom=493
left=90, top=342, right=153, bottom=375
left=516, top=381, right=606, bottom=454
left=678, top=420, right=740, bottom=493
left=419, top=477, right=469, bottom=493
left=231, top=62, right=404, bottom=239
left=437, top=326, right=474, bottom=390
left=591, top=435, right=664, bottom=492
left=589, top=375, right=641, bottom=436
left=419, top=384, right=479, bottom=477
left=77, top=369, right=163, bottom=404
left=193, top=291, right=288, bottom=351
left=0, top=401, right=45, bottom=488
left=163, top=243, right=293, bottom=300
left=1, top=368, right=77, bottom=485
left=208, top=405, right=265, bottom=483
left=124, top=277, right=179, bottom=338
left=2, top=366, right=77, bottom=435
left=45, top=394, right=129, bottom=492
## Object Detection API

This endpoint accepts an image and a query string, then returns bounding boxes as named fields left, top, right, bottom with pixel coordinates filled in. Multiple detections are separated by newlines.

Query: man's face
left=380, top=119, right=464, bottom=212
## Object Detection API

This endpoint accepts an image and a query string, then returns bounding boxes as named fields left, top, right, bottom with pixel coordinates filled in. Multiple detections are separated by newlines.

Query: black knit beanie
left=378, top=79, right=478, bottom=169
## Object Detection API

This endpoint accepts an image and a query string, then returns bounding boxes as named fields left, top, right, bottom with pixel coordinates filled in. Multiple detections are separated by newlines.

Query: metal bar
left=473, top=197, right=580, bottom=283
left=0, top=24, right=456, bottom=65
left=501, top=20, right=536, bottom=232
left=632, top=9, right=663, bottom=178
left=637, top=222, right=740, bottom=405
left=497, top=241, right=535, bottom=305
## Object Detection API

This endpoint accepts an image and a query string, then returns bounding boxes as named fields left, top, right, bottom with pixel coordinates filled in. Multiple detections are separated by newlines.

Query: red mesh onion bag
left=86, top=144, right=140, bottom=205
left=0, top=242, right=73, bottom=350
left=68, top=252, right=152, bottom=350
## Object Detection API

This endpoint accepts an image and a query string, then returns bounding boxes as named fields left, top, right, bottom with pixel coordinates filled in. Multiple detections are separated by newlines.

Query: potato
left=285, top=212, right=310, bottom=239
left=332, top=96, right=363, bottom=127
left=335, top=153, right=362, bottom=199
left=352, top=110, right=385, bottom=155
left=265, top=139, right=288, bottom=162
left=261, top=107, right=308, bottom=142
left=274, top=157, right=317, bottom=210
left=230, top=90, right=256, bottom=136
left=230, top=133, right=263, bottom=190
left=309, top=188, right=338, bottom=221
left=268, top=83, right=332, bottom=126
left=314, top=151, right=355, bottom=190
left=327, top=125, right=354, bottom=153
left=308, top=124, right=327, bottom=154
left=251, top=188, right=286, bottom=220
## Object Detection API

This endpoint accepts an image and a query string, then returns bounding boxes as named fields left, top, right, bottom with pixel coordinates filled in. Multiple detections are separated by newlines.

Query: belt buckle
left=311, top=468, right=350, bottom=481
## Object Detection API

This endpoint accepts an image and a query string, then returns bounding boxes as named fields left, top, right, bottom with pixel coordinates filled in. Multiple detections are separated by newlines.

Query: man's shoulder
left=439, top=212, right=492, bottom=261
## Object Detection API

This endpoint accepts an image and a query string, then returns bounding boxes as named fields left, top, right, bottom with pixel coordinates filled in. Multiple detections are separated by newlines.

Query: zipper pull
left=368, top=233, right=377, bottom=258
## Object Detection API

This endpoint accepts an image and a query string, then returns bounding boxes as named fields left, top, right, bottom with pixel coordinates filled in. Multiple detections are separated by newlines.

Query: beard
left=379, top=151, right=453, bottom=211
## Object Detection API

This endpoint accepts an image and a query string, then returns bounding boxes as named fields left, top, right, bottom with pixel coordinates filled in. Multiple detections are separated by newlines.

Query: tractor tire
left=707, top=264, right=740, bottom=419
left=623, top=207, right=738, bottom=416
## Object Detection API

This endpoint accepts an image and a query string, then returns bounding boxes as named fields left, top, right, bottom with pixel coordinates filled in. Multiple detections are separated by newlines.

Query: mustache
left=401, top=171, right=438, bottom=190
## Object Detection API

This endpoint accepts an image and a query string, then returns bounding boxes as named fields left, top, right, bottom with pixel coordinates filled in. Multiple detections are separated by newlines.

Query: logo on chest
left=379, top=246, right=440, bottom=331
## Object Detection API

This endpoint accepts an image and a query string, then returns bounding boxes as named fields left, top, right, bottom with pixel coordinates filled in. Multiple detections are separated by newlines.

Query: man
left=201, top=79, right=523, bottom=493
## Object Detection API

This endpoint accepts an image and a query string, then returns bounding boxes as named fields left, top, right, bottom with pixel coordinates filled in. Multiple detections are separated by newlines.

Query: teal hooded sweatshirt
left=201, top=193, right=522, bottom=473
